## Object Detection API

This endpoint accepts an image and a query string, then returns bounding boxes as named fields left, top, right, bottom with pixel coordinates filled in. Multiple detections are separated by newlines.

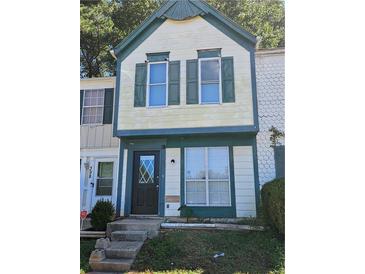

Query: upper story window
left=147, top=62, right=168, bottom=107
left=82, top=89, right=104, bottom=124
left=199, top=58, right=221, bottom=104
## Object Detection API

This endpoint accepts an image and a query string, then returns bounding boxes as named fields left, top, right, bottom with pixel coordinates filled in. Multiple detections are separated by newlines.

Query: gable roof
left=113, top=0, right=257, bottom=59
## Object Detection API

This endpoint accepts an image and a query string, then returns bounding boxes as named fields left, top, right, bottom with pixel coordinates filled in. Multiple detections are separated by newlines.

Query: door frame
left=89, top=157, right=118, bottom=211
left=123, top=139, right=166, bottom=217
left=131, top=150, right=160, bottom=215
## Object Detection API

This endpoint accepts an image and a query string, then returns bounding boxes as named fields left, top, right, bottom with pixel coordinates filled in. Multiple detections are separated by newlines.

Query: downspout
left=110, top=49, right=117, bottom=60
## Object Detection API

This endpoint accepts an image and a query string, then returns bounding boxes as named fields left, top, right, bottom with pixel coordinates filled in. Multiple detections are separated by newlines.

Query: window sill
left=185, top=205, right=232, bottom=207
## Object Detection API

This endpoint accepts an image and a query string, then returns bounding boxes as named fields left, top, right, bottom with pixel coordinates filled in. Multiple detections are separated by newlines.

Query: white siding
left=165, top=148, right=181, bottom=216
left=233, top=146, right=256, bottom=217
left=118, top=16, right=253, bottom=131
left=120, top=149, right=128, bottom=216
left=255, top=50, right=285, bottom=185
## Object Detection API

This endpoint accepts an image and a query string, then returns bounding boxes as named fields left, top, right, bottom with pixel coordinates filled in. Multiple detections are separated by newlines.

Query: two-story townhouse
left=80, top=77, right=119, bottom=212
left=110, top=0, right=260, bottom=218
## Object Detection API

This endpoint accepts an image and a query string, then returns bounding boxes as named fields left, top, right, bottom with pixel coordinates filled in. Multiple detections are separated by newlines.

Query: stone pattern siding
left=255, top=50, right=285, bottom=186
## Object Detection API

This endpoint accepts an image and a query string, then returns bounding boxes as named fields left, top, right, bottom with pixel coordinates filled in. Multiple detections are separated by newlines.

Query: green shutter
left=168, top=61, right=180, bottom=105
left=103, top=88, right=114, bottom=124
left=80, top=90, right=83, bottom=125
left=134, top=63, right=147, bottom=107
left=222, top=57, right=235, bottom=103
left=186, top=59, right=198, bottom=104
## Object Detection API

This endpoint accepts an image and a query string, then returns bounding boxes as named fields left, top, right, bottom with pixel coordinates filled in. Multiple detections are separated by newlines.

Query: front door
left=132, top=151, right=159, bottom=214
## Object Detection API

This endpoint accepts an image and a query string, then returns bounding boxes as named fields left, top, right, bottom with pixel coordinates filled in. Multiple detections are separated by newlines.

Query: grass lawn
left=130, top=230, right=284, bottom=274
left=80, top=239, right=96, bottom=274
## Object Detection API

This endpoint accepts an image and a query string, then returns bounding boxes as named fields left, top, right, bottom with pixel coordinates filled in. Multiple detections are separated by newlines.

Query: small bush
left=90, top=200, right=115, bottom=231
left=261, top=178, right=285, bottom=235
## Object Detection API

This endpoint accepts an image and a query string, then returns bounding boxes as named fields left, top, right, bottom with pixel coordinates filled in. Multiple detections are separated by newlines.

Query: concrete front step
left=107, top=218, right=163, bottom=239
left=105, top=241, right=144, bottom=259
left=89, top=258, right=134, bottom=272
left=111, top=230, right=147, bottom=242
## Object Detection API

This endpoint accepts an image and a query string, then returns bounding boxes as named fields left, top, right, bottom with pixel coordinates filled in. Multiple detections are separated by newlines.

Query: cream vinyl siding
left=165, top=148, right=181, bottom=216
left=80, top=77, right=118, bottom=149
left=233, top=146, right=256, bottom=217
left=118, top=16, right=253, bottom=131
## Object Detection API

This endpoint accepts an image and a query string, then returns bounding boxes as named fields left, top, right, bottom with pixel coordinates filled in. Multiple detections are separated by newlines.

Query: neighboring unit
left=256, top=48, right=285, bottom=185
left=80, top=77, right=119, bottom=212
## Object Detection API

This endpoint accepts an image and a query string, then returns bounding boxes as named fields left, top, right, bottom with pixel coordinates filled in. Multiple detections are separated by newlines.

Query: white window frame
left=81, top=89, right=105, bottom=125
left=184, top=147, right=231, bottom=207
left=95, top=160, right=114, bottom=197
left=146, top=61, right=169, bottom=108
left=198, top=57, right=222, bottom=105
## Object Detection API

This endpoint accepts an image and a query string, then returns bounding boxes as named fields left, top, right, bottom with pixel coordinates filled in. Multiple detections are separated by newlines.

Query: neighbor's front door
left=132, top=151, right=159, bottom=215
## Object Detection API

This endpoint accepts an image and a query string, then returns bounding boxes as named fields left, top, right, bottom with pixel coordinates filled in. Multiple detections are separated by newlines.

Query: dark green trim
left=164, top=0, right=204, bottom=21
left=147, top=51, right=170, bottom=62
left=197, top=48, right=221, bottom=58
left=250, top=50, right=260, bottom=130
left=178, top=138, right=249, bottom=218
left=196, top=1, right=256, bottom=44
left=116, top=125, right=258, bottom=137
left=221, top=56, right=235, bottom=103
left=201, top=13, right=255, bottom=52
left=112, top=59, right=121, bottom=136
left=134, top=63, right=147, bottom=107
left=80, top=90, right=83, bottom=125
left=186, top=59, right=199, bottom=104
left=103, top=88, right=114, bottom=124
left=252, top=137, right=260, bottom=210
left=168, top=60, right=180, bottom=105
left=229, top=146, right=237, bottom=218
left=116, top=139, right=125, bottom=216
left=124, top=139, right=167, bottom=217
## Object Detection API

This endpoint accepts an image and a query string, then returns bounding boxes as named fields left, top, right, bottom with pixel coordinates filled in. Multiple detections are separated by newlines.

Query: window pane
left=208, top=147, right=229, bottom=179
left=149, top=85, right=166, bottom=106
left=201, top=83, right=219, bottom=103
left=139, top=155, right=155, bottom=184
left=98, top=162, right=113, bottom=178
left=209, top=180, right=230, bottom=205
left=96, top=179, right=112, bottom=196
left=150, top=63, right=166, bottom=84
left=186, top=148, right=205, bottom=179
left=186, top=181, right=206, bottom=204
left=201, top=59, right=219, bottom=81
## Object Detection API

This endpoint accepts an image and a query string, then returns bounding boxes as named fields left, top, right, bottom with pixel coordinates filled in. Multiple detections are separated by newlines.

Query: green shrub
left=261, top=178, right=285, bottom=235
left=90, top=200, right=115, bottom=231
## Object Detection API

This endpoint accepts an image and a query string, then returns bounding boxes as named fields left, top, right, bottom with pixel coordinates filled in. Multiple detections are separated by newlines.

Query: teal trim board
left=147, top=51, right=170, bottom=62
left=197, top=48, right=221, bottom=58
left=116, top=125, right=258, bottom=137
left=112, top=58, right=121, bottom=137
left=115, top=139, right=125, bottom=216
